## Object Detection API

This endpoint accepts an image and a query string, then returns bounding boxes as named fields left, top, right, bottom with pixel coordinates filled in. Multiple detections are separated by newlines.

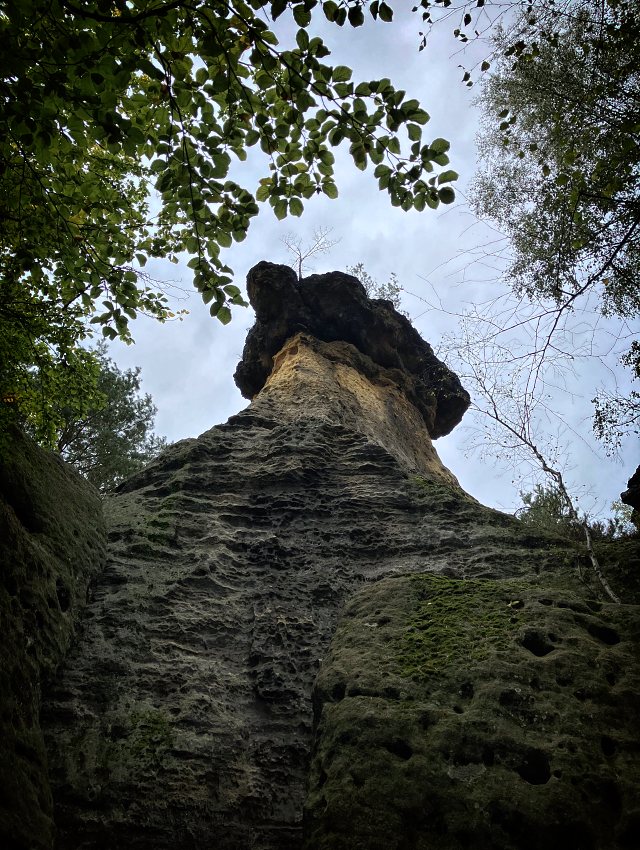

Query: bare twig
left=281, top=227, right=340, bottom=280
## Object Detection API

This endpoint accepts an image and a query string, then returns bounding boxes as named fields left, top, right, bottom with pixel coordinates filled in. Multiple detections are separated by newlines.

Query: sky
left=108, top=5, right=638, bottom=520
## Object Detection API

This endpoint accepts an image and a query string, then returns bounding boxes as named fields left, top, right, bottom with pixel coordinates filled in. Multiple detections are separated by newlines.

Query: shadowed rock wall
left=36, top=263, right=639, bottom=850
left=0, top=429, right=106, bottom=850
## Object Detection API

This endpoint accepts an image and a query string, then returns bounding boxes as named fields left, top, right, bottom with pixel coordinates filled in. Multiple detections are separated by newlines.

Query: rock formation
left=0, top=428, right=106, bottom=850
left=4, top=262, right=638, bottom=850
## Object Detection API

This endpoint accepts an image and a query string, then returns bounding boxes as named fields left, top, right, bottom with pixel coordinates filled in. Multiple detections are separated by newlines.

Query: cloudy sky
left=110, top=5, right=638, bottom=519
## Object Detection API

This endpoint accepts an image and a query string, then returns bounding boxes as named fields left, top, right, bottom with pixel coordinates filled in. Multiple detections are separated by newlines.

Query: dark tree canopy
left=0, top=0, right=460, bottom=439
left=472, top=0, right=640, bottom=315
left=53, top=342, right=167, bottom=492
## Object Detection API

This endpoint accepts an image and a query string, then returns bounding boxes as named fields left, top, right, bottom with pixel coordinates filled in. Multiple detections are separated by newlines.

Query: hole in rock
left=587, top=600, right=603, bottom=613
left=587, top=623, right=620, bottom=646
left=600, top=735, right=617, bottom=757
left=515, top=748, right=551, bottom=785
left=482, top=747, right=495, bottom=767
left=605, top=672, right=617, bottom=686
left=418, top=711, right=435, bottom=731
left=459, top=681, right=474, bottom=700
left=385, top=739, right=413, bottom=761
left=521, top=630, right=556, bottom=657
left=538, top=598, right=554, bottom=606
left=55, top=578, right=71, bottom=612
left=317, top=769, right=327, bottom=789
left=331, top=682, right=346, bottom=702
left=553, top=769, right=563, bottom=779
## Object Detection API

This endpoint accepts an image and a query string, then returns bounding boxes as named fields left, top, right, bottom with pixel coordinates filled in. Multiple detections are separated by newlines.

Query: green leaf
left=437, top=169, right=459, bottom=184
left=411, top=109, right=430, bottom=125
left=289, top=197, right=304, bottom=216
left=217, top=305, right=232, bottom=325
left=293, top=4, right=312, bottom=27
left=323, top=0, right=339, bottom=22
left=322, top=182, right=338, bottom=199
left=348, top=5, right=365, bottom=26
left=438, top=186, right=455, bottom=204
left=426, top=192, right=439, bottom=210
left=274, top=199, right=288, bottom=220
left=329, top=126, right=344, bottom=146
left=430, top=138, right=450, bottom=155
left=333, top=65, right=353, bottom=83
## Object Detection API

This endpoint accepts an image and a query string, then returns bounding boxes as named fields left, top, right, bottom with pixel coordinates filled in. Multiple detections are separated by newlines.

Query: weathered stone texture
left=34, top=263, right=639, bottom=850
left=305, top=575, right=640, bottom=850
left=0, top=428, right=106, bottom=850
left=41, top=334, right=567, bottom=850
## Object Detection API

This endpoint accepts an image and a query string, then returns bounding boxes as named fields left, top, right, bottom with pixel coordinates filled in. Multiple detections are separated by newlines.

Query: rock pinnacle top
left=234, top=261, right=470, bottom=438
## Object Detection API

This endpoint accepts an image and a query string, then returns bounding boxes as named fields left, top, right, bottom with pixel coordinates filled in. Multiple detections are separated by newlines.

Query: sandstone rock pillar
left=39, top=263, right=639, bottom=850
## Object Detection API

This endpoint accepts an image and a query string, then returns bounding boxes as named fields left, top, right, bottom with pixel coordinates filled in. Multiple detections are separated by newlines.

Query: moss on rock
left=305, top=574, right=640, bottom=850
left=0, top=428, right=106, bottom=850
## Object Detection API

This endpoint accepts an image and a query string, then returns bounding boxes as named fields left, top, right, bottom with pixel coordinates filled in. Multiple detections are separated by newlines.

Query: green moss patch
left=398, top=575, right=527, bottom=680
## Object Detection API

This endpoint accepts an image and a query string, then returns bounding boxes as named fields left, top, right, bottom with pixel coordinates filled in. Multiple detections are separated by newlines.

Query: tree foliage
left=347, top=262, right=402, bottom=309
left=468, top=0, right=639, bottom=454
left=518, top=484, right=636, bottom=541
left=0, top=0, right=459, bottom=439
left=592, top=342, right=640, bottom=455
left=50, top=342, right=166, bottom=492
left=471, top=0, right=639, bottom=317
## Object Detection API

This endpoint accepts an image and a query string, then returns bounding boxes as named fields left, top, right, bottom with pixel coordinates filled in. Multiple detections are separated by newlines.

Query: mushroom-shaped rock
left=234, top=261, right=470, bottom=438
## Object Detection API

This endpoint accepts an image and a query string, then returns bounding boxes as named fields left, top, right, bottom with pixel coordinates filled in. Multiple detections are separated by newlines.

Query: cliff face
left=36, top=263, right=639, bottom=849
left=0, top=429, right=106, bottom=850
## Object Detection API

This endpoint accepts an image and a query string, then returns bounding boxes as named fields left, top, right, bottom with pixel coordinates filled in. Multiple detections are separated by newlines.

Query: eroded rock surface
left=37, top=262, right=639, bottom=850
left=305, top=575, right=640, bottom=850
left=0, top=429, right=106, bottom=850
left=42, top=350, right=545, bottom=849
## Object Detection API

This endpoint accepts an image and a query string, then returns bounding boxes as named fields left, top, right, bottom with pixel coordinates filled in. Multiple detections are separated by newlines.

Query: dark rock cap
left=621, top=465, right=640, bottom=511
left=234, top=261, right=470, bottom=438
